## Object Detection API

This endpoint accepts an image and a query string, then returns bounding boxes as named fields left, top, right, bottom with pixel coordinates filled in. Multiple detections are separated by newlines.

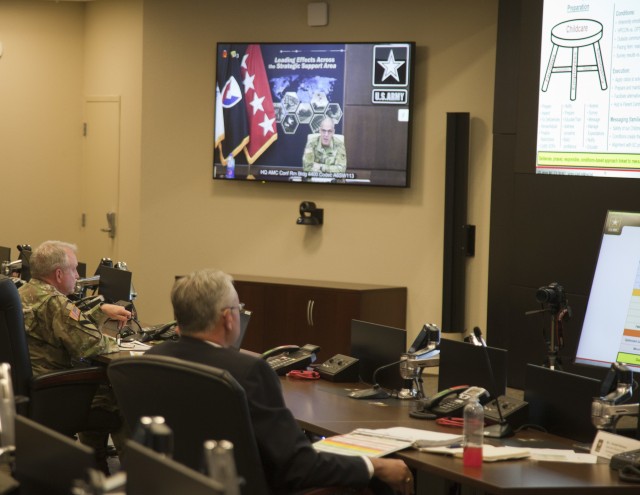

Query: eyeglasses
left=225, top=303, right=245, bottom=313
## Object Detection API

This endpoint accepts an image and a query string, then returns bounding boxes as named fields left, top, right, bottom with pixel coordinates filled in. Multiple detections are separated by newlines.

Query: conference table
left=278, top=376, right=639, bottom=495
left=98, top=333, right=638, bottom=494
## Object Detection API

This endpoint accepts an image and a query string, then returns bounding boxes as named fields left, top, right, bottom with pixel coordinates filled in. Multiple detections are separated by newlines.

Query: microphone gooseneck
left=474, top=327, right=513, bottom=438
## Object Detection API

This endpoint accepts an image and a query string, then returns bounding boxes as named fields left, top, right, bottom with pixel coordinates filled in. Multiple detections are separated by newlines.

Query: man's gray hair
left=30, top=240, right=77, bottom=279
left=171, top=269, right=235, bottom=335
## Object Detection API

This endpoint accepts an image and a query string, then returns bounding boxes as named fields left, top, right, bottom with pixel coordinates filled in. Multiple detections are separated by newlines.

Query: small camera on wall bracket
left=297, top=201, right=323, bottom=226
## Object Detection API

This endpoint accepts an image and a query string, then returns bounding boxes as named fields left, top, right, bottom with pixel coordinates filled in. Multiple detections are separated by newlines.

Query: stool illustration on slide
left=541, top=19, right=608, bottom=101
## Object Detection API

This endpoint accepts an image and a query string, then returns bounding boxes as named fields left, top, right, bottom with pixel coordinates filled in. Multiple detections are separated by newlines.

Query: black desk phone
left=262, top=344, right=320, bottom=375
left=611, top=449, right=640, bottom=483
left=410, top=385, right=490, bottom=419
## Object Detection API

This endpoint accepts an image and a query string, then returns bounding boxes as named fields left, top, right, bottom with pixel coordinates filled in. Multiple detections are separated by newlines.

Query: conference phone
left=410, top=385, right=490, bottom=419
left=262, top=343, right=320, bottom=375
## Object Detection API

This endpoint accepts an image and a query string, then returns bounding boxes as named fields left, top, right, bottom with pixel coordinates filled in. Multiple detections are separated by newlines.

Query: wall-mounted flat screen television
left=213, top=42, right=415, bottom=187
left=575, top=210, right=640, bottom=371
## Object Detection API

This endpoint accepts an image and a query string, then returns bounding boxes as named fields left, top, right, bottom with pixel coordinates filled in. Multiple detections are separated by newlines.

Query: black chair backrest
left=0, top=276, right=32, bottom=398
left=108, top=355, right=268, bottom=495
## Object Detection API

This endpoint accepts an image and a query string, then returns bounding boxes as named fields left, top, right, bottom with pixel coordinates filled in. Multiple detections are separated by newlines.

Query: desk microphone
left=473, top=327, right=513, bottom=438
left=349, top=359, right=402, bottom=400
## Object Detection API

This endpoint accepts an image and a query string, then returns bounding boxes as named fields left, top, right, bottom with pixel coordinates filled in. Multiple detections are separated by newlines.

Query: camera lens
left=536, top=284, right=564, bottom=305
left=536, top=287, right=555, bottom=303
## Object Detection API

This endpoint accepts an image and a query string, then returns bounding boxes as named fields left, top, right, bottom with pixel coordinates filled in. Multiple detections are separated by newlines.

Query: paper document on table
left=360, top=427, right=463, bottom=447
left=118, top=341, right=151, bottom=352
left=314, top=427, right=462, bottom=457
left=420, top=444, right=531, bottom=462
left=530, top=448, right=598, bottom=464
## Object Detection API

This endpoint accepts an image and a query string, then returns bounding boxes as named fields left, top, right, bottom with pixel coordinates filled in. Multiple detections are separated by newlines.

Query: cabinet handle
left=306, top=299, right=315, bottom=326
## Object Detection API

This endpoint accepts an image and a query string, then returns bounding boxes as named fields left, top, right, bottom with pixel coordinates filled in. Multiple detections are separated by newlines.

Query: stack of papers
left=420, top=444, right=531, bottom=462
left=314, top=427, right=463, bottom=457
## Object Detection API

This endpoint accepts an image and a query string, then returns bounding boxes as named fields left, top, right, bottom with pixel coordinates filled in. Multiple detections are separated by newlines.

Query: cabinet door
left=287, top=288, right=360, bottom=359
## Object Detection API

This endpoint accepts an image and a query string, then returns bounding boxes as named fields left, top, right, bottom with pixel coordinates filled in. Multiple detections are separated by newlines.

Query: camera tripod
left=525, top=303, right=571, bottom=370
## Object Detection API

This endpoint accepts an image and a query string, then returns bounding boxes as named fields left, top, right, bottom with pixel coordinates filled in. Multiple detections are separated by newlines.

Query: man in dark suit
left=146, top=269, right=414, bottom=494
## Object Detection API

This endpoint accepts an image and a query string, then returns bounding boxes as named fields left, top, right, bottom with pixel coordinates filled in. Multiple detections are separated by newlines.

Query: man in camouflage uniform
left=302, top=117, right=347, bottom=174
left=19, top=240, right=131, bottom=473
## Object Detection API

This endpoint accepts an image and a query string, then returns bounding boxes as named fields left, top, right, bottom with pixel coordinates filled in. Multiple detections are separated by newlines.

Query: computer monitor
left=231, top=309, right=252, bottom=351
left=14, top=415, right=96, bottom=495
left=95, top=265, right=133, bottom=303
left=524, top=364, right=601, bottom=443
left=350, top=319, right=406, bottom=391
left=437, top=338, right=508, bottom=397
left=576, top=210, right=640, bottom=371
left=125, top=440, right=226, bottom=495
left=17, top=247, right=31, bottom=281
left=0, top=246, right=10, bottom=265
left=77, top=262, right=87, bottom=279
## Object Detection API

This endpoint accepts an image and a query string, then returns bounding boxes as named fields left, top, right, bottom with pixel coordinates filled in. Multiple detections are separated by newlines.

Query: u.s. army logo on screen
left=372, top=44, right=409, bottom=105
left=372, top=44, right=409, bottom=87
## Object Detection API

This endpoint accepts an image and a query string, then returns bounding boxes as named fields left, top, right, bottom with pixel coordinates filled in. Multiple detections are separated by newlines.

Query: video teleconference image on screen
left=214, top=42, right=415, bottom=187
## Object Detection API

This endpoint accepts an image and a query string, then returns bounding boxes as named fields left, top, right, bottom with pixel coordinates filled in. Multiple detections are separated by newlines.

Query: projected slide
left=536, top=1, right=640, bottom=178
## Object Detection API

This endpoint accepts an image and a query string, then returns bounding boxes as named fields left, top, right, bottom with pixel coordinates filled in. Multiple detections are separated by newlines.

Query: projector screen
left=575, top=211, right=640, bottom=371
left=536, top=0, right=640, bottom=178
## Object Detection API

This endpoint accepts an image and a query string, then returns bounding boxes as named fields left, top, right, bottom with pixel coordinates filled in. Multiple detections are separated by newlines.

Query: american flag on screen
left=240, top=44, right=278, bottom=164
left=215, top=44, right=277, bottom=165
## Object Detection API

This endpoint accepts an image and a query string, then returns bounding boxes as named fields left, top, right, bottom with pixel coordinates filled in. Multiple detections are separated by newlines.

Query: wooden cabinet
left=233, top=275, right=407, bottom=359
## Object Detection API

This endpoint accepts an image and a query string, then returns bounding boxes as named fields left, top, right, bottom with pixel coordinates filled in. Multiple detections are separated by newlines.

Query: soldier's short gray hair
left=171, top=269, right=235, bottom=335
left=30, top=241, right=77, bottom=279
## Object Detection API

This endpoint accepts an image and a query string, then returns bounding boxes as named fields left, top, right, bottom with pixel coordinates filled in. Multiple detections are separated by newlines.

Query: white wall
left=0, top=0, right=498, bottom=345
left=137, top=0, right=498, bottom=343
left=0, top=2, right=84, bottom=246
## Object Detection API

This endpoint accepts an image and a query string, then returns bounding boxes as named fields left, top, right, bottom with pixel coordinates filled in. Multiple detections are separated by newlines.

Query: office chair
left=107, top=355, right=269, bottom=495
left=108, top=356, right=364, bottom=495
left=0, top=275, right=107, bottom=437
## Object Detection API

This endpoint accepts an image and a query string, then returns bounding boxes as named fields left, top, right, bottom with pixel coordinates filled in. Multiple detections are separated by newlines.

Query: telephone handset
left=410, top=385, right=490, bottom=419
left=262, top=343, right=321, bottom=376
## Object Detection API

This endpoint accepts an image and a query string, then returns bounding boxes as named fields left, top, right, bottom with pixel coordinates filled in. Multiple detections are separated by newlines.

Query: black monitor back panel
left=14, top=415, right=96, bottom=495
left=350, top=319, right=406, bottom=391
left=437, top=338, right=508, bottom=396
left=0, top=246, right=10, bottom=264
left=125, top=440, right=225, bottom=495
left=524, top=364, right=601, bottom=443
left=96, top=265, right=132, bottom=302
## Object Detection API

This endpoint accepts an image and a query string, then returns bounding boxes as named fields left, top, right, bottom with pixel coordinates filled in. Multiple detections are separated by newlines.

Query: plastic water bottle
left=462, top=396, right=484, bottom=467
left=226, top=153, right=235, bottom=179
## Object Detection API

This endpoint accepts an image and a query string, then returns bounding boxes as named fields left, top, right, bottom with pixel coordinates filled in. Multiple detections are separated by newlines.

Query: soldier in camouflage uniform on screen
left=302, top=117, right=347, bottom=174
left=19, top=240, right=131, bottom=473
